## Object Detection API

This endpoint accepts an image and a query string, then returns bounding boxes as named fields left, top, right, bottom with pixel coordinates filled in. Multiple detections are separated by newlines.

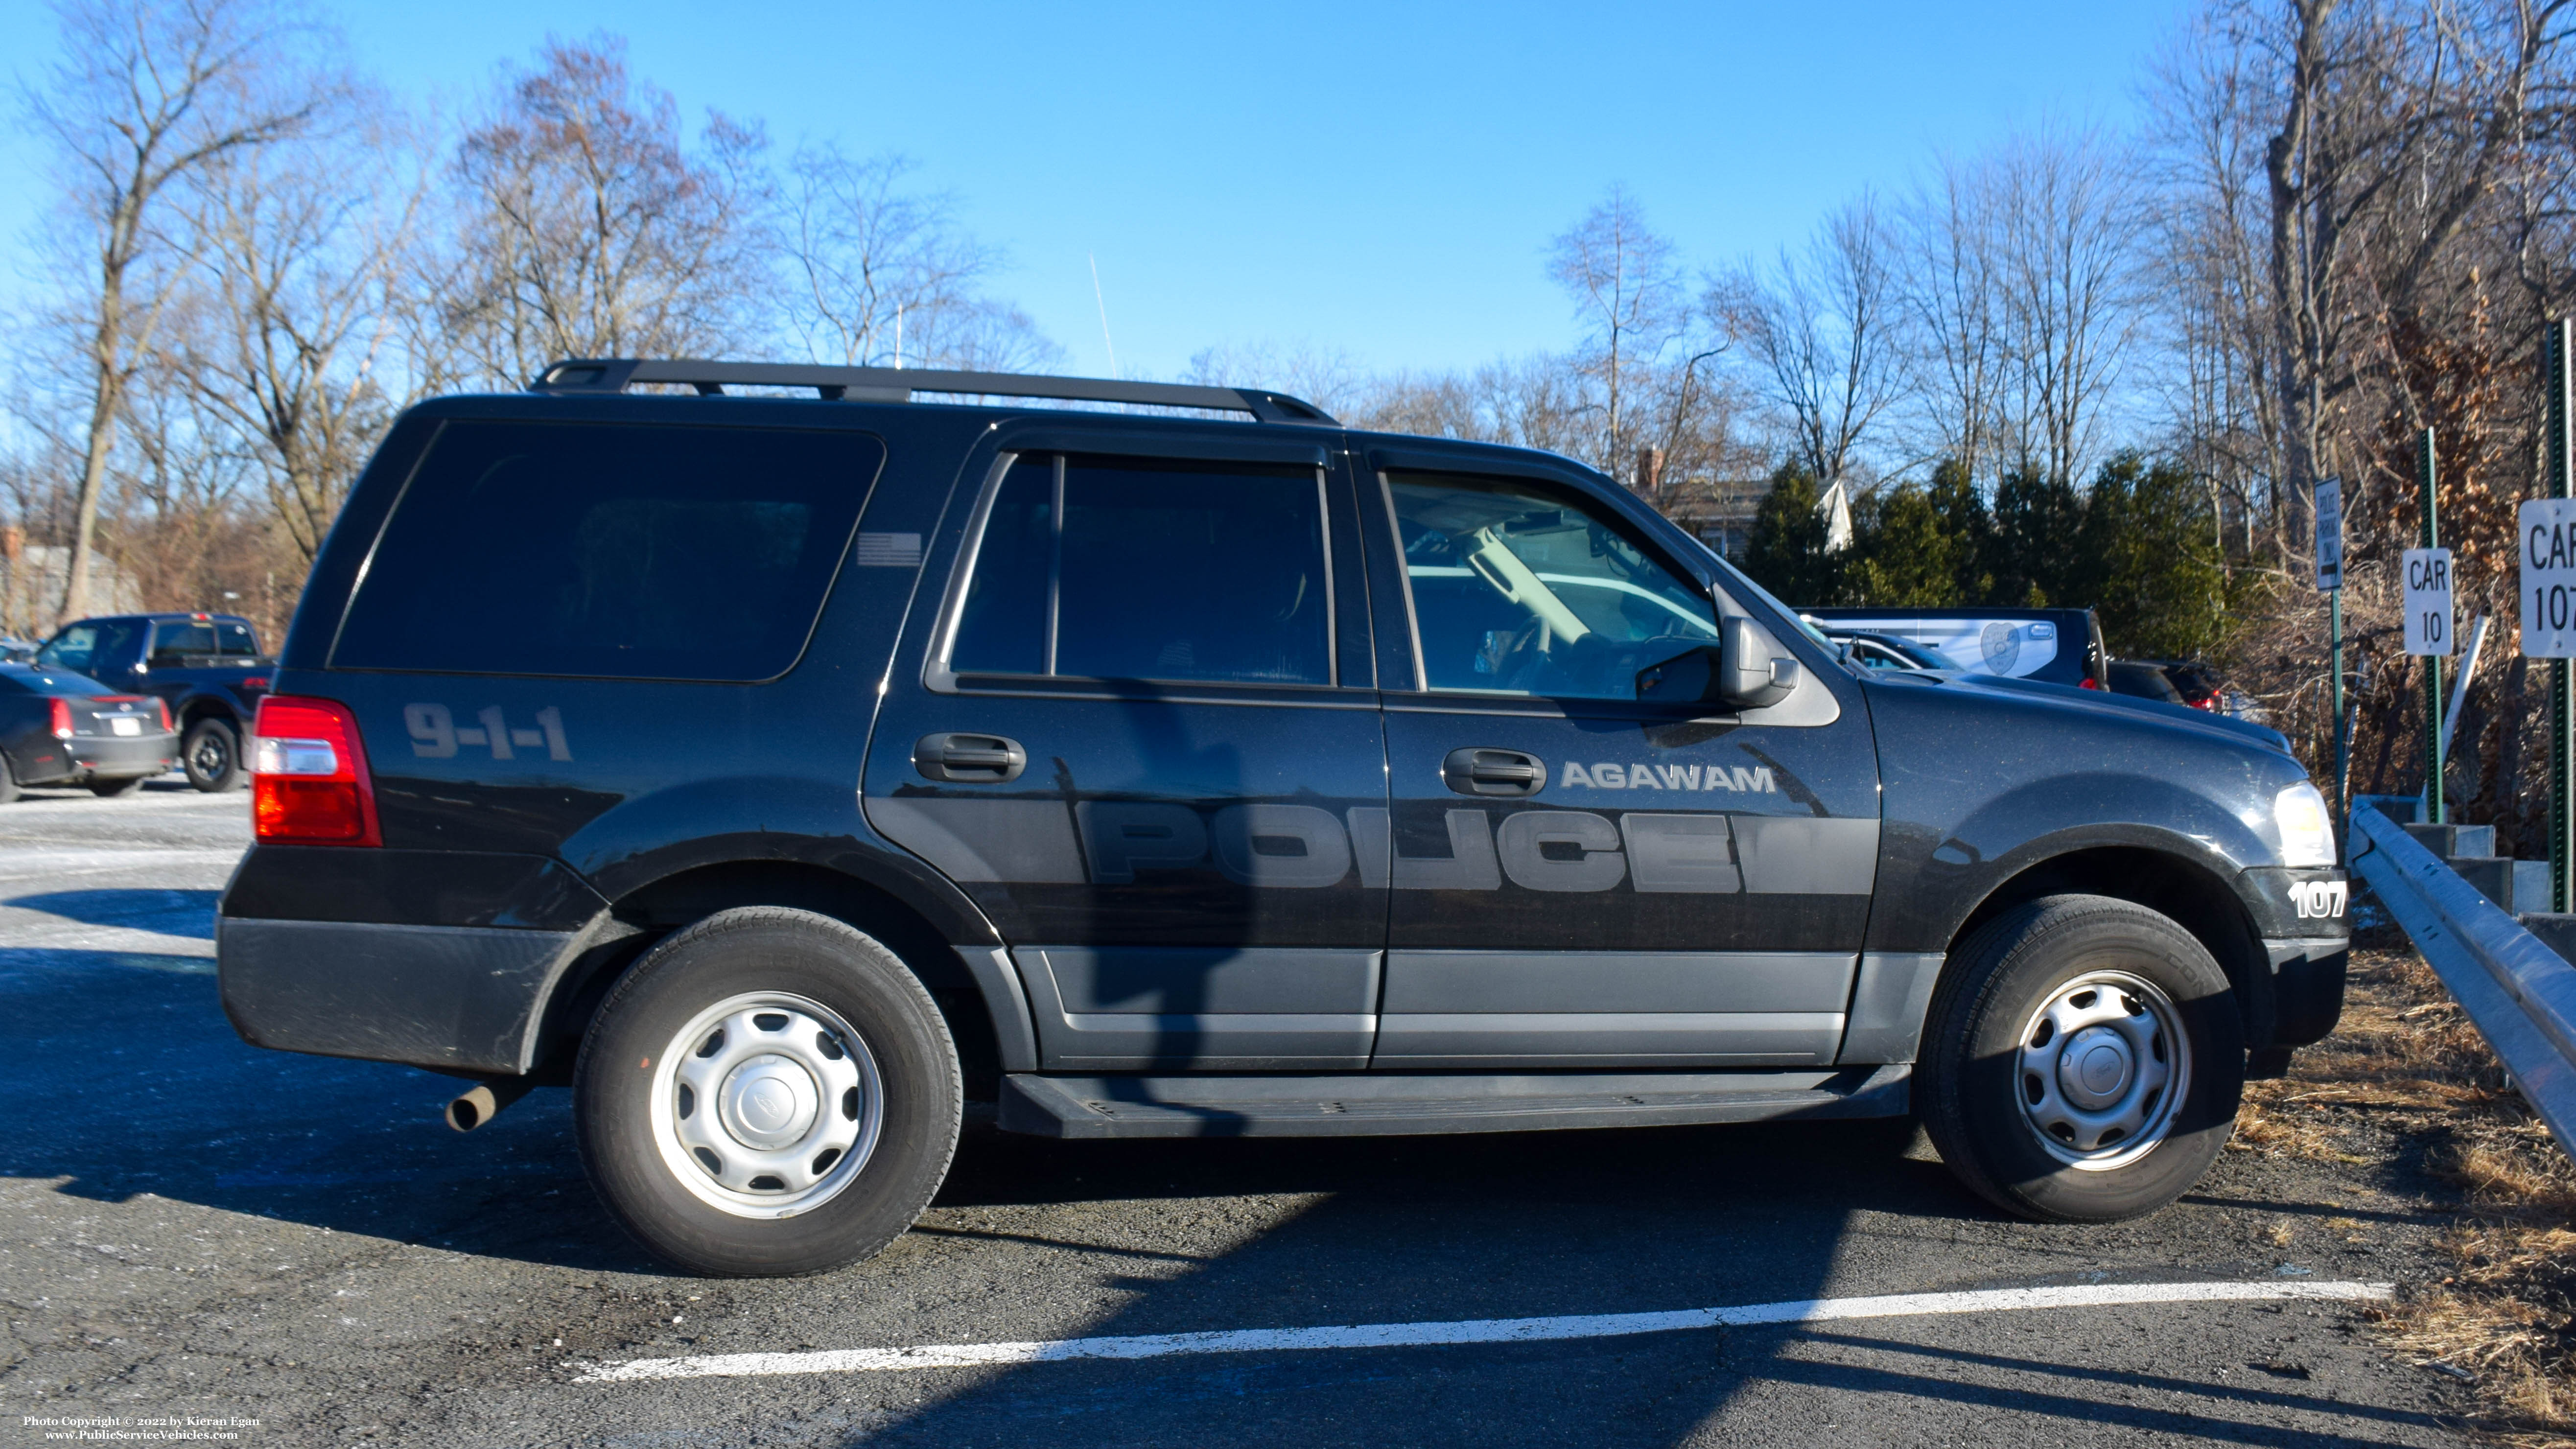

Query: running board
left=996, top=1065, right=1911, bottom=1140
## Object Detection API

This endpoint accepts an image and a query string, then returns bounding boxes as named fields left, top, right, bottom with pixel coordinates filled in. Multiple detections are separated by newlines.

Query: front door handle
left=1444, top=747, right=1546, bottom=797
left=914, top=732, right=1028, bottom=783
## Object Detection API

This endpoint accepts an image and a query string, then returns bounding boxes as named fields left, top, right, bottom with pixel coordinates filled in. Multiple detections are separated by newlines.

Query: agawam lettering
left=1562, top=761, right=1775, bottom=792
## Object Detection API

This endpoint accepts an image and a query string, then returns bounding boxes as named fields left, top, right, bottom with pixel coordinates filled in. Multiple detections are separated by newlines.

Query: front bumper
left=2241, top=865, right=2351, bottom=1049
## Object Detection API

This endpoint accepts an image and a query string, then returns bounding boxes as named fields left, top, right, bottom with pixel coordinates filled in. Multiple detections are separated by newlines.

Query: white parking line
left=577, top=1278, right=2395, bottom=1383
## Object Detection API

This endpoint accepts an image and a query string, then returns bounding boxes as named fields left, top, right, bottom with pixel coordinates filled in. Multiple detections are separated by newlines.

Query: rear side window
left=947, top=454, right=1333, bottom=686
left=151, top=621, right=216, bottom=664
left=332, top=421, right=883, bottom=680
left=215, top=621, right=258, bottom=656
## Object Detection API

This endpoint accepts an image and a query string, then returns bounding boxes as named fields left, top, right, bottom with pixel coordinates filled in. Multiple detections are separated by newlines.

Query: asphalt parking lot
left=0, top=786, right=2481, bottom=1447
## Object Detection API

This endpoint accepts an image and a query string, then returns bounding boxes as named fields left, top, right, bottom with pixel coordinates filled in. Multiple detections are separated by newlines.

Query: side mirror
left=1636, top=617, right=1801, bottom=709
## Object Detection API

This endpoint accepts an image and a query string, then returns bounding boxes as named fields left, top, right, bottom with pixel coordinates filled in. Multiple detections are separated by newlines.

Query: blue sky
left=0, top=0, right=2187, bottom=381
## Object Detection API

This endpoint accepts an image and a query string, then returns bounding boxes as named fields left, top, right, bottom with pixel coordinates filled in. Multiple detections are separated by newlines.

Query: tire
left=573, top=908, right=962, bottom=1277
left=1917, top=894, right=2243, bottom=1223
left=88, top=775, right=147, bottom=797
left=182, top=718, right=244, bottom=792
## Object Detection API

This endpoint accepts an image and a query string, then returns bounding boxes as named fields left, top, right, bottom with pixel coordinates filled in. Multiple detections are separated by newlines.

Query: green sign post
left=2317, top=477, right=2344, bottom=824
left=2551, top=320, right=2575, bottom=911
left=2422, top=428, right=2444, bottom=825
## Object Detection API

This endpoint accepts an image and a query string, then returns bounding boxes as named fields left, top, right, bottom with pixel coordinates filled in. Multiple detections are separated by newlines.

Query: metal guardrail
left=2349, top=802, right=2576, bottom=1158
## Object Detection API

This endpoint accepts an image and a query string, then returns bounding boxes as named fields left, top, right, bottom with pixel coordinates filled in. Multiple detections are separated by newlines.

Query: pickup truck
left=36, top=612, right=272, bottom=790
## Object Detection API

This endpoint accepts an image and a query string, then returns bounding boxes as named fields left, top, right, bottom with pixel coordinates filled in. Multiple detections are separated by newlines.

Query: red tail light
left=156, top=698, right=173, bottom=732
left=251, top=696, right=379, bottom=846
left=48, top=698, right=72, bottom=739
left=2079, top=677, right=2102, bottom=690
left=2188, top=696, right=2216, bottom=711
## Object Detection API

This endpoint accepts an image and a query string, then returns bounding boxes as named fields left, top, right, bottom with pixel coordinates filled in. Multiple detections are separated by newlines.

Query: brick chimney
left=1633, top=447, right=1665, bottom=499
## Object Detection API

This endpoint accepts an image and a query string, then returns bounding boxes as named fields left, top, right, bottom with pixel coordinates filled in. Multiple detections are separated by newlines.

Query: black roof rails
left=526, top=358, right=1338, bottom=425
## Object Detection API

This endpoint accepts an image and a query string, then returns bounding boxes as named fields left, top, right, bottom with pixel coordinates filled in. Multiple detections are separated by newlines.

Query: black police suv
left=0, top=663, right=176, bottom=798
left=38, top=612, right=272, bottom=790
left=216, top=358, right=2349, bottom=1277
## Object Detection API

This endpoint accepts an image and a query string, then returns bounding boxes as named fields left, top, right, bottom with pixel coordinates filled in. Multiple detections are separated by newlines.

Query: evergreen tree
left=1988, top=464, right=2083, bottom=606
left=2071, top=452, right=2225, bottom=658
left=1926, top=458, right=1995, bottom=602
left=1740, top=461, right=1841, bottom=606
left=1846, top=485, right=1964, bottom=606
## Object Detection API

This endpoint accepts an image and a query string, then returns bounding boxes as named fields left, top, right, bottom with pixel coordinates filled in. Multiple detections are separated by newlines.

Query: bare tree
left=2242, top=0, right=2562, bottom=541
left=1184, top=341, right=1372, bottom=421
left=172, top=87, right=434, bottom=562
left=781, top=146, right=1042, bottom=370
left=1897, top=152, right=2010, bottom=483
left=440, top=35, right=770, bottom=387
left=22, top=0, right=323, bottom=626
left=1714, top=195, right=1905, bottom=491
left=1992, top=125, right=2144, bottom=486
left=1549, top=186, right=1687, bottom=470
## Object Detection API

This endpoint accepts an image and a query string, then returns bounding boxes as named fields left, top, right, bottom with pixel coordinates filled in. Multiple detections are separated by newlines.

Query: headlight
left=2273, top=783, right=2336, bottom=867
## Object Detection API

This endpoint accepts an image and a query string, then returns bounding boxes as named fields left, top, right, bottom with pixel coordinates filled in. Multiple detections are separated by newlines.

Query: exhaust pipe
left=445, top=1077, right=537, bottom=1132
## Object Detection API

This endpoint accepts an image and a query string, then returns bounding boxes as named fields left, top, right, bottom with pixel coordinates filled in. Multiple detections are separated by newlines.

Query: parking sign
left=2525, top=499, right=2576, bottom=657
left=2405, top=547, right=2455, bottom=655
left=2316, top=479, right=2342, bottom=589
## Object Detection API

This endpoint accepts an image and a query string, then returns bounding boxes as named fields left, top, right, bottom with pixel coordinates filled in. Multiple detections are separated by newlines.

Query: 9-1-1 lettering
left=404, top=703, right=571, bottom=761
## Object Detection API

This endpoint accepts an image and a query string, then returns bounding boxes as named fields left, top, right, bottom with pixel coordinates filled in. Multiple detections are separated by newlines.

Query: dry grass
left=2238, top=945, right=2576, bottom=1443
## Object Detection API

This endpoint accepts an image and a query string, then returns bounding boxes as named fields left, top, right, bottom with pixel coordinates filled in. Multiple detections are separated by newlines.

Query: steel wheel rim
left=191, top=730, right=229, bottom=777
left=2013, top=969, right=2189, bottom=1171
left=647, top=990, right=885, bottom=1219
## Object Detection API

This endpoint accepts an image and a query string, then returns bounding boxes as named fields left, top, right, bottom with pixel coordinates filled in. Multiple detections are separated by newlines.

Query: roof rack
left=526, top=358, right=1337, bottom=425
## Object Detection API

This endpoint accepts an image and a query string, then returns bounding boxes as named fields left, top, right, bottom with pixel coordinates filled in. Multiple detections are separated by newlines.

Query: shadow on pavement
left=0, top=948, right=654, bottom=1274
left=7, top=888, right=221, bottom=937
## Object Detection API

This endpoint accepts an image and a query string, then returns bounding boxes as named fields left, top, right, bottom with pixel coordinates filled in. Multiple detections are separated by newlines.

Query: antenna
left=1088, top=253, right=1118, bottom=377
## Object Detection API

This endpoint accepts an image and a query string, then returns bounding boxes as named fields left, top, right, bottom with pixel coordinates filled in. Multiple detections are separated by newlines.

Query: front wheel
left=1918, top=894, right=2243, bottom=1223
left=182, top=718, right=243, bottom=792
left=573, top=908, right=962, bottom=1277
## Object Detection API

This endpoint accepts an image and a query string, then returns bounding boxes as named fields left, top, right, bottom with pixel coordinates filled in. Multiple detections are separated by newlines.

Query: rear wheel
left=182, top=718, right=242, bottom=792
left=573, top=908, right=961, bottom=1277
left=1918, top=894, right=2243, bottom=1223
left=88, top=776, right=147, bottom=798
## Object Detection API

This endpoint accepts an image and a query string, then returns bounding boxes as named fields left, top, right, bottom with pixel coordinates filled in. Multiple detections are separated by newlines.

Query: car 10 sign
left=2405, top=547, right=2455, bottom=656
left=2524, top=499, right=2576, bottom=657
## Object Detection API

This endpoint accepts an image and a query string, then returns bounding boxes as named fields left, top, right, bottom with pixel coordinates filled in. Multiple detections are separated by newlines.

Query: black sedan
left=0, top=664, right=179, bottom=800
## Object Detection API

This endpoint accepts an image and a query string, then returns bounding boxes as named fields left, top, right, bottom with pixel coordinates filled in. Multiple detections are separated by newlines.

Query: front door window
left=1388, top=471, right=1718, bottom=700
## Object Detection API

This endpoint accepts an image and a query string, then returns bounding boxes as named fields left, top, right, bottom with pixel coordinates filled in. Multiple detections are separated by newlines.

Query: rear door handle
left=1443, top=747, right=1546, bottom=797
left=914, top=732, right=1028, bottom=783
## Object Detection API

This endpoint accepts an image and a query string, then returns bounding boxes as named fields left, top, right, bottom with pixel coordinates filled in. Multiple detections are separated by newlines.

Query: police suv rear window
left=332, top=421, right=883, bottom=681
